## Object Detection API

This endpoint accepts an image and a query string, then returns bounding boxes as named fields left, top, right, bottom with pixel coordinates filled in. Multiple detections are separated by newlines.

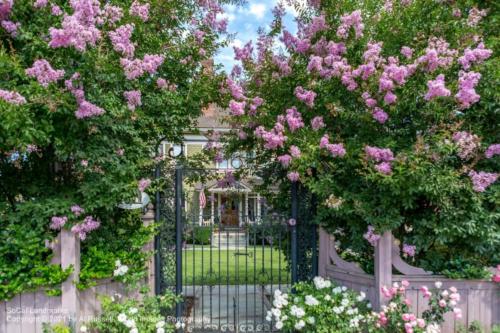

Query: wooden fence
left=0, top=207, right=155, bottom=333
left=319, top=228, right=500, bottom=333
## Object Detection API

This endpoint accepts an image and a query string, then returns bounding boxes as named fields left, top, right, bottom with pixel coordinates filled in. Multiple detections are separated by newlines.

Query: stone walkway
left=183, top=285, right=289, bottom=332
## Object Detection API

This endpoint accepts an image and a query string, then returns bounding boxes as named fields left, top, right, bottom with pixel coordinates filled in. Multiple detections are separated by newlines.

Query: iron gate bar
left=291, top=182, right=298, bottom=285
left=175, top=166, right=183, bottom=325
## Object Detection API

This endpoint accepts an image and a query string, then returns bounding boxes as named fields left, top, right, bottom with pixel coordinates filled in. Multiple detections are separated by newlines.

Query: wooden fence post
left=60, top=229, right=80, bottom=329
left=374, top=231, right=392, bottom=310
left=142, top=204, right=156, bottom=295
left=318, top=228, right=330, bottom=277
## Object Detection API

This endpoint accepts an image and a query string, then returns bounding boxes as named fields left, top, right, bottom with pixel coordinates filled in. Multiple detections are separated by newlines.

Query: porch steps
left=211, top=232, right=248, bottom=248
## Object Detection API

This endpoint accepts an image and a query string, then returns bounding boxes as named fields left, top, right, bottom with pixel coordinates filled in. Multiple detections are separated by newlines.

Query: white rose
left=435, top=281, right=443, bottom=289
left=156, top=321, right=165, bottom=328
left=294, top=320, right=306, bottom=330
left=125, top=319, right=136, bottom=328
left=129, top=307, right=138, bottom=314
left=117, top=313, right=127, bottom=322
left=157, top=328, right=165, bottom=333
left=130, top=329, right=138, bottom=333
left=275, top=321, right=284, bottom=329
left=80, top=325, right=88, bottom=332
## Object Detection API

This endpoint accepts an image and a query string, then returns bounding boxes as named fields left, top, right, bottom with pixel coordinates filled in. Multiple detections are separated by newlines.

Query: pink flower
left=294, top=86, right=316, bottom=107
left=229, top=100, right=246, bottom=116
left=424, top=74, right=451, bottom=101
left=337, top=10, right=364, bottom=39
left=403, top=244, right=416, bottom=257
left=439, top=299, right=447, bottom=307
left=124, top=90, right=142, bottom=111
left=469, top=171, right=498, bottom=192
left=51, top=5, right=62, bottom=16
left=277, top=154, right=292, bottom=168
left=75, top=100, right=105, bottom=119
left=458, top=43, right=492, bottom=70
left=26, top=60, right=65, bottom=87
left=0, top=89, right=26, bottom=105
left=71, top=216, right=100, bottom=240
left=452, top=131, right=479, bottom=160
left=453, top=308, right=462, bottom=319
left=372, top=107, right=389, bottom=124
left=467, top=7, right=487, bottom=27
left=1, top=20, right=20, bottom=37
left=364, top=225, right=381, bottom=246
left=109, top=24, right=135, bottom=58
left=290, top=145, right=301, bottom=158
left=485, top=144, right=500, bottom=158
left=384, top=91, right=397, bottom=105
left=234, top=41, right=253, bottom=62
left=50, top=216, right=68, bottom=230
left=287, top=171, right=300, bottom=182
left=327, top=143, right=346, bottom=158
left=0, top=0, right=12, bottom=20
left=311, top=116, right=325, bottom=130
left=102, top=4, right=124, bottom=24
left=157, top=78, right=167, bottom=88
left=401, top=46, right=413, bottom=59
left=375, top=162, right=392, bottom=175
left=80, top=159, right=88, bottom=167
left=34, top=0, right=48, bottom=9
left=138, top=178, right=151, bottom=192
left=401, top=280, right=410, bottom=288
left=365, top=146, right=395, bottom=162
left=285, top=107, right=304, bottom=132
left=71, top=205, right=85, bottom=217
left=130, top=1, right=149, bottom=22
left=455, top=71, right=481, bottom=109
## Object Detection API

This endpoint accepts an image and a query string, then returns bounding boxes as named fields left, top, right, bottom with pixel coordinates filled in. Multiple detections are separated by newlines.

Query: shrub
left=186, top=226, right=212, bottom=245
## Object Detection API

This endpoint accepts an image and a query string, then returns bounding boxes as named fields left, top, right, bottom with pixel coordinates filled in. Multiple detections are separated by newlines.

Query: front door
left=221, top=196, right=239, bottom=226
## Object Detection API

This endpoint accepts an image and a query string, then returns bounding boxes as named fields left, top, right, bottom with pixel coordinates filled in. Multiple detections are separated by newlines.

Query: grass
left=182, top=246, right=290, bottom=285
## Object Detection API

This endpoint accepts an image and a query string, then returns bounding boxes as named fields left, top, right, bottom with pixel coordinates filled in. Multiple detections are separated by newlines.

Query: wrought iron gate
left=155, top=166, right=317, bottom=332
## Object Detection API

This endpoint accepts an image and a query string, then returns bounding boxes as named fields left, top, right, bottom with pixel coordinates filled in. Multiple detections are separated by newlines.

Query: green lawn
left=182, top=246, right=290, bottom=285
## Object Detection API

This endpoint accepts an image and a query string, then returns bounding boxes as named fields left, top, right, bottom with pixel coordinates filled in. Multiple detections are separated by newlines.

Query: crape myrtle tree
left=0, top=0, right=232, bottom=299
left=218, top=0, right=499, bottom=277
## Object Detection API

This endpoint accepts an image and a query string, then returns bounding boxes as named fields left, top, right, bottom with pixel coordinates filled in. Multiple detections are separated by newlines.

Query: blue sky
left=215, top=1, right=302, bottom=72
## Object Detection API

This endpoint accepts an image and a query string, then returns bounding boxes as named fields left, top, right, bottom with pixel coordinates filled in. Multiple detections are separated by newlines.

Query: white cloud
left=249, top=3, right=267, bottom=19
left=218, top=12, right=236, bottom=22
left=231, top=39, right=243, bottom=48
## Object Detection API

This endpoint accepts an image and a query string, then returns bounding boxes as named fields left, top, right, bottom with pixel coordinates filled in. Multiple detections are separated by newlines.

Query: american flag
left=199, top=189, right=207, bottom=209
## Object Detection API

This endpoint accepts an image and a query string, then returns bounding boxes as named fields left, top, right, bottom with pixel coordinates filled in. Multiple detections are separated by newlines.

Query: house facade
left=160, top=105, right=265, bottom=228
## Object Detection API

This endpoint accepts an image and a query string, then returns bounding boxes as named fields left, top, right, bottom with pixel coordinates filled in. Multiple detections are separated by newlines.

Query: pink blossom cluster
left=254, top=123, right=287, bottom=150
left=492, top=265, right=500, bottom=283
left=71, top=216, right=100, bottom=240
left=372, top=107, right=389, bottom=124
left=294, top=86, right=316, bottom=107
left=109, top=24, right=135, bottom=58
left=65, top=72, right=105, bottom=119
left=50, top=216, right=68, bottom=230
left=365, top=146, right=395, bottom=175
left=458, top=43, right=492, bottom=70
left=226, top=78, right=245, bottom=100
left=156, top=78, right=177, bottom=91
left=417, top=37, right=458, bottom=72
left=1, top=19, right=19, bottom=37
left=51, top=5, right=62, bottom=16
left=289, top=145, right=301, bottom=158
left=319, top=134, right=346, bottom=158
left=229, top=100, right=245, bottom=116
left=0, top=89, right=26, bottom=105
left=272, top=56, right=292, bottom=78
left=281, top=30, right=310, bottom=54
left=363, top=225, right=380, bottom=246
left=120, top=54, right=164, bottom=80
left=123, top=90, right=141, bottom=111
left=400, top=46, right=413, bottom=59
left=467, top=7, right=487, bottom=27
left=249, top=96, right=264, bottom=115
left=129, top=1, right=149, bottom=22
left=287, top=171, right=300, bottom=182
left=377, top=281, right=462, bottom=332
left=285, top=107, right=304, bottom=132
left=200, top=0, right=227, bottom=33
left=25, top=59, right=65, bottom=87
left=48, top=0, right=102, bottom=52
left=424, top=74, right=451, bottom=101
left=138, top=178, right=151, bottom=192
left=234, top=41, right=253, bottom=62
left=336, top=10, right=364, bottom=39
left=71, top=204, right=85, bottom=216
left=468, top=170, right=498, bottom=192
left=304, top=14, right=328, bottom=38
left=452, top=131, right=480, bottom=160
left=485, top=144, right=500, bottom=159
left=102, top=3, right=123, bottom=24
left=0, top=0, right=12, bottom=19
left=277, top=154, right=292, bottom=168
left=311, top=116, right=325, bottom=130
left=34, top=0, right=48, bottom=9
left=455, top=71, right=481, bottom=109
left=402, top=244, right=416, bottom=257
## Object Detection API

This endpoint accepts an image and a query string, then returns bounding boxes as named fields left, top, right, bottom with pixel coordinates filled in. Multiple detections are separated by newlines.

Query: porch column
left=244, top=192, right=249, bottom=223
left=198, top=190, right=203, bottom=226
left=210, top=193, right=214, bottom=224
left=217, top=193, right=221, bottom=221
left=256, top=193, right=261, bottom=222
left=238, top=194, right=243, bottom=226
